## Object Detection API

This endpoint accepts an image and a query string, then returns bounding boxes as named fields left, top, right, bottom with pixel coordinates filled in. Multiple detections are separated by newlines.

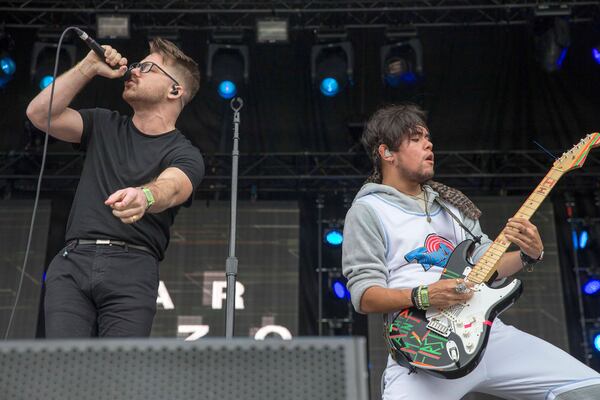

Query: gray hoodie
left=341, top=183, right=491, bottom=313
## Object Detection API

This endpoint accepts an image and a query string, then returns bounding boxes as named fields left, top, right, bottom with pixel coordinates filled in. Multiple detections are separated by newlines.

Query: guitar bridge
left=426, top=318, right=451, bottom=337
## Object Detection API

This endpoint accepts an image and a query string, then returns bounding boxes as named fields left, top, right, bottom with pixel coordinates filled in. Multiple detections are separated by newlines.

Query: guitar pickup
left=426, top=318, right=451, bottom=337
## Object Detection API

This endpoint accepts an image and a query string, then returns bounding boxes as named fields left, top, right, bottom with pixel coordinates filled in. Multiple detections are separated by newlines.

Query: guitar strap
left=434, top=198, right=482, bottom=244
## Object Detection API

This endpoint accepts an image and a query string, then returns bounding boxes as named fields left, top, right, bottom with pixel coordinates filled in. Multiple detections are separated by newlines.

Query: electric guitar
left=385, top=133, right=600, bottom=379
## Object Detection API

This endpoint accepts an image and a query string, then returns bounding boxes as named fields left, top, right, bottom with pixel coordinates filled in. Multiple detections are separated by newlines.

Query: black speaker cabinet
left=0, top=337, right=368, bottom=400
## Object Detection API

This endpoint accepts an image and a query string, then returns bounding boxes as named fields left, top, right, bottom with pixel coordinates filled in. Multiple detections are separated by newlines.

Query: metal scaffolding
left=1, top=1, right=598, bottom=30
left=1, top=149, right=599, bottom=195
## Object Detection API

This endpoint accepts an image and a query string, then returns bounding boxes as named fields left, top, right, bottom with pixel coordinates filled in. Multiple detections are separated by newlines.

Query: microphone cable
left=4, top=26, right=78, bottom=339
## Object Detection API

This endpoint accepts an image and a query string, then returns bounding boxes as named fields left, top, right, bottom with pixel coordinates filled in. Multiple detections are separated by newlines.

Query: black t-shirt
left=65, top=108, right=204, bottom=260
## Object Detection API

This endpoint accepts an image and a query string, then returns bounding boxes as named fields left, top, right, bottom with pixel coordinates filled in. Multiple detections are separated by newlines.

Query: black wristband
left=411, top=287, right=419, bottom=308
left=520, top=249, right=544, bottom=266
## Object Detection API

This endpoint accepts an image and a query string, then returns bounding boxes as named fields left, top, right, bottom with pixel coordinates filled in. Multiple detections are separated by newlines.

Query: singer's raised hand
left=83, top=45, right=128, bottom=79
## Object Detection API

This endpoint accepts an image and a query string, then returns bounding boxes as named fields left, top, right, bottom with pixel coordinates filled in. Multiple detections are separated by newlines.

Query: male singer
left=26, top=38, right=204, bottom=337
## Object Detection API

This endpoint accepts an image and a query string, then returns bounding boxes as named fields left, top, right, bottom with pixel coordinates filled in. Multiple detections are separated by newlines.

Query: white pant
left=383, top=320, right=600, bottom=400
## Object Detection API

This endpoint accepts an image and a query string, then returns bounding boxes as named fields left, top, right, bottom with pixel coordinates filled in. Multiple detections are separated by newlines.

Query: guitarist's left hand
left=504, top=218, right=543, bottom=260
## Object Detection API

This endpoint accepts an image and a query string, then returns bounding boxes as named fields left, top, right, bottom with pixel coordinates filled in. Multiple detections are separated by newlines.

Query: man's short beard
left=410, top=169, right=434, bottom=184
left=123, top=89, right=162, bottom=107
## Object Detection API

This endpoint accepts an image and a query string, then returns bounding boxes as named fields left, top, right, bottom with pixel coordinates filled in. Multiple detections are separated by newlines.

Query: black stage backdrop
left=151, top=201, right=299, bottom=339
left=1, top=24, right=599, bottom=153
left=0, top=200, right=50, bottom=339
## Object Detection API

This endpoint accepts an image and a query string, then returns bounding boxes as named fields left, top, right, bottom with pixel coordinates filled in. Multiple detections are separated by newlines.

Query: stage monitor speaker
left=0, top=337, right=368, bottom=400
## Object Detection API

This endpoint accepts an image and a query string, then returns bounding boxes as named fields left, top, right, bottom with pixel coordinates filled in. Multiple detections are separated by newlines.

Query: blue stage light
left=572, top=230, right=579, bottom=250
left=556, top=48, right=568, bottom=69
left=400, top=71, right=418, bottom=84
left=324, top=229, right=343, bottom=246
left=593, top=47, right=600, bottom=65
left=384, top=74, right=401, bottom=88
left=583, top=279, right=600, bottom=295
left=579, top=230, right=589, bottom=249
left=311, top=41, right=353, bottom=97
left=385, top=71, right=418, bottom=87
left=0, top=56, right=16, bottom=89
left=383, top=58, right=419, bottom=87
left=594, top=333, right=600, bottom=352
left=218, top=80, right=236, bottom=99
left=0, top=56, right=16, bottom=77
left=332, top=280, right=347, bottom=299
left=332, top=280, right=350, bottom=300
left=39, top=75, right=54, bottom=90
left=319, top=77, right=339, bottom=97
left=30, top=42, right=76, bottom=92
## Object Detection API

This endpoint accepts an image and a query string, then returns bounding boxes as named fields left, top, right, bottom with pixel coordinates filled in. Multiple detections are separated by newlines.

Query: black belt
left=71, top=239, right=155, bottom=256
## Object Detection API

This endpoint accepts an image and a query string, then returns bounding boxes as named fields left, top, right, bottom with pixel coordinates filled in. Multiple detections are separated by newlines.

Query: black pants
left=44, top=241, right=159, bottom=338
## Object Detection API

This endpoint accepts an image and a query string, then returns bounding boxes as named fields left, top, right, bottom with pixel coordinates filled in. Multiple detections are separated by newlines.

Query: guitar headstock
left=553, top=133, right=600, bottom=172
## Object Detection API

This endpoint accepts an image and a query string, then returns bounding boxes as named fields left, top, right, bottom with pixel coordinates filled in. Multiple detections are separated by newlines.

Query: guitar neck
left=467, top=168, right=565, bottom=284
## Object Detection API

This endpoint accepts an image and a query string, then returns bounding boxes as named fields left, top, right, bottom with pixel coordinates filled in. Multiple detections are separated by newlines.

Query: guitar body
left=386, top=240, right=523, bottom=379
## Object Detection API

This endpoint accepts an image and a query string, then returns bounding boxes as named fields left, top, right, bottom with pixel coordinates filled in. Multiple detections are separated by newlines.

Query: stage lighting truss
left=3, top=2, right=598, bottom=31
left=30, top=41, right=76, bottom=91
left=381, top=37, right=423, bottom=87
left=310, top=39, right=354, bottom=97
left=206, top=42, right=249, bottom=99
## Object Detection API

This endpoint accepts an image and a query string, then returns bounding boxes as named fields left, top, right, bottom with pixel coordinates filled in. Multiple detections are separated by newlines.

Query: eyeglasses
left=128, top=62, right=180, bottom=86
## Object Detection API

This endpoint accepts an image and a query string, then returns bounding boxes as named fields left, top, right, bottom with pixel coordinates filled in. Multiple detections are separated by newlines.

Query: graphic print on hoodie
left=404, top=233, right=455, bottom=271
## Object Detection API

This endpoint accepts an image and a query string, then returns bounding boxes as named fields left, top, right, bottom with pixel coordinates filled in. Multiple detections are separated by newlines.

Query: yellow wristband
left=141, top=187, right=155, bottom=210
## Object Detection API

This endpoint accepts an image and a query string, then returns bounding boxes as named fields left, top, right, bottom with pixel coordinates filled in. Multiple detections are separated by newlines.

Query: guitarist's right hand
left=427, top=279, right=474, bottom=308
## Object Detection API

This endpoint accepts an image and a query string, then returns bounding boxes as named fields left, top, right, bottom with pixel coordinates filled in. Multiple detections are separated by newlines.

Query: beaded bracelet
left=418, top=285, right=430, bottom=310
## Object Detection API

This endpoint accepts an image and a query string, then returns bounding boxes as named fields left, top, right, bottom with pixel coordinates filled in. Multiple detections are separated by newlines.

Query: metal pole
left=570, top=217, right=593, bottom=365
left=225, top=97, right=243, bottom=339
left=316, top=196, right=324, bottom=336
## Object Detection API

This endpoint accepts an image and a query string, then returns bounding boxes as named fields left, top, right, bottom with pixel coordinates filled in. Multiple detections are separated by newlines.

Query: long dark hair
left=361, top=103, right=428, bottom=184
left=360, top=104, right=482, bottom=219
